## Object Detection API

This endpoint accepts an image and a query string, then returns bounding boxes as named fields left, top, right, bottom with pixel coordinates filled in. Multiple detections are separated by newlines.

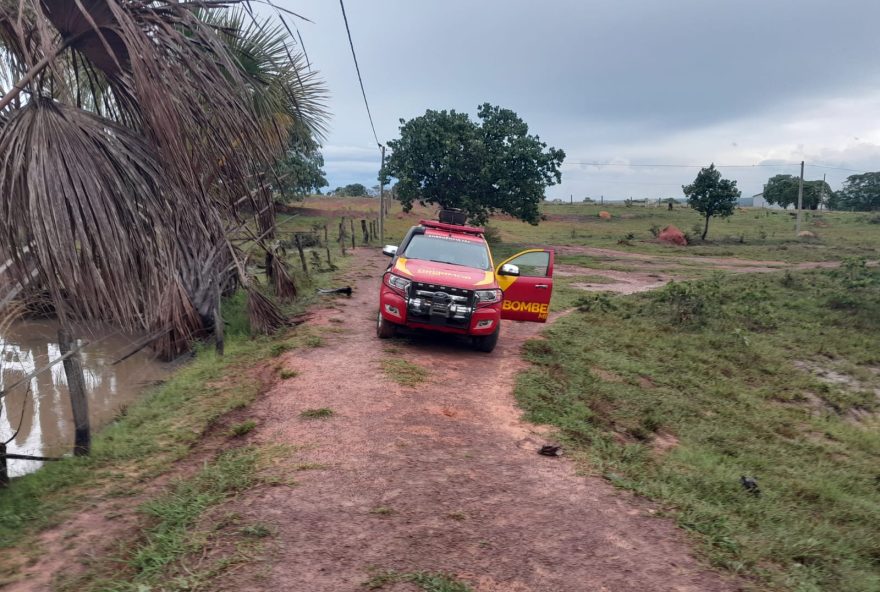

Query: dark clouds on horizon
left=274, top=0, right=880, bottom=199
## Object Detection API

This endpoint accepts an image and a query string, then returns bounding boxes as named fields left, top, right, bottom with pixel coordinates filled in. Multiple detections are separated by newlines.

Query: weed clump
left=300, top=408, right=334, bottom=420
left=229, top=420, right=257, bottom=437
left=364, top=570, right=473, bottom=591
left=381, top=359, right=429, bottom=387
left=652, top=276, right=721, bottom=326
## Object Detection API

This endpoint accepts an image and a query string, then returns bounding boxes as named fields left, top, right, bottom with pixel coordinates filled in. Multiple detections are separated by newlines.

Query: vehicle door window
left=504, top=251, right=550, bottom=277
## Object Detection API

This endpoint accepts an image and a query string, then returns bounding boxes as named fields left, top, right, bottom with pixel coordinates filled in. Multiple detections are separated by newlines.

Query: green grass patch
left=516, top=265, right=880, bottom=591
left=299, top=407, right=334, bottom=420
left=381, top=359, right=429, bottom=387
left=279, top=368, right=299, bottom=380
left=364, top=570, right=473, bottom=591
left=228, top=420, right=257, bottom=437
left=129, top=447, right=262, bottom=581
left=239, top=522, right=273, bottom=538
left=303, top=334, right=324, bottom=348
left=54, top=446, right=281, bottom=591
left=369, top=506, right=395, bottom=516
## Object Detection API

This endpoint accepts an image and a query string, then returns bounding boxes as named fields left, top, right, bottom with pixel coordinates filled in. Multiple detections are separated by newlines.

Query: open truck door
left=495, top=249, right=554, bottom=322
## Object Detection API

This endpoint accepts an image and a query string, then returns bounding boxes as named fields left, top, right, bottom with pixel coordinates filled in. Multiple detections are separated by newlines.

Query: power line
left=563, top=161, right=869, bottom=174
left=338, top=0, right=381, bottom=148
left=807, top=163, right=866, bottom=174
left=563, top=161, right=801, bottom=168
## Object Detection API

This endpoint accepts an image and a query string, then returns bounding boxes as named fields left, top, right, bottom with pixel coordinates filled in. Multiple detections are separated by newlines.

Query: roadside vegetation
left=364, top=569, right=473, bottom=591
left=0, top=249, right=352, bottom=587
left=516, top=261, right=880, bottom=591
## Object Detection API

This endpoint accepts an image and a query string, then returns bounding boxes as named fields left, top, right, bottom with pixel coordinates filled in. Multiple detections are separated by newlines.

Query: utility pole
left=796, top=160, right=804, bottom=235
left=379, top=144, right=385, bottom=244
left=820, top=173, right=826, bottom=210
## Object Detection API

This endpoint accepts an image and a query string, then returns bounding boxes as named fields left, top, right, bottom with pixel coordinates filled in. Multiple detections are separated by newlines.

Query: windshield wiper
left=428, top=259, right=469, bottom=267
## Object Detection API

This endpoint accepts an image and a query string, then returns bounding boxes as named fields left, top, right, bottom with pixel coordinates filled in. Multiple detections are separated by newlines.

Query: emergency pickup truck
left=377, top=217, right=554, bottom=352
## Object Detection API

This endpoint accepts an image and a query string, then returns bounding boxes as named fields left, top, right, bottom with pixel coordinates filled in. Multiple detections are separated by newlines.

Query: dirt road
left=224, top=249, right=740, bottom=592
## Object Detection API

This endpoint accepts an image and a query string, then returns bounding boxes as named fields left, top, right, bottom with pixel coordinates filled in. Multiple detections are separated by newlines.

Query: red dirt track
left=223, top=249, right=741, bottom=592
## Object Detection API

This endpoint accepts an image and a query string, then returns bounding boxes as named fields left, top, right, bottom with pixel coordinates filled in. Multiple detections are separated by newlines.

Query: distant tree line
left=763, top=172, right=880, bottom=211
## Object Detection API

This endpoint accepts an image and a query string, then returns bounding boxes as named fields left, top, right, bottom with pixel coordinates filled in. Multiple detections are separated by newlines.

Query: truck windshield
left=403, top=235, right=491, bottom=270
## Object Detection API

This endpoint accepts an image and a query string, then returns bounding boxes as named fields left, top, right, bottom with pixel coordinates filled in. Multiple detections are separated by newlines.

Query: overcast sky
left=272, top=0, right=880, bottom=200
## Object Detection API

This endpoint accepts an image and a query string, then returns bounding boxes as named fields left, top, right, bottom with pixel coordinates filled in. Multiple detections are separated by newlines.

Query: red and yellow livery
left=377, top=218, right=554, bottom=352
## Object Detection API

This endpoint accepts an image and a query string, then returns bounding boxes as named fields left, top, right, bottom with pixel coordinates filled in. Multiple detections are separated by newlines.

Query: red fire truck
left=377, top=216, right=554, bottom=352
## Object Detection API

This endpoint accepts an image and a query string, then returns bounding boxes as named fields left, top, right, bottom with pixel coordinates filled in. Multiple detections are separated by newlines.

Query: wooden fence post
left=294, top=234, right=309, bottom=276
left=350, top=219, right=356, bottom=249
left=0, top=441, right=8, bottom=488
left=58, top=329, right=90, bottom=456
left=338, top=218, right=347, bottom=256
left=214, top=287, right=224, bottom=357
left=361, top=219, right=369, bottom=244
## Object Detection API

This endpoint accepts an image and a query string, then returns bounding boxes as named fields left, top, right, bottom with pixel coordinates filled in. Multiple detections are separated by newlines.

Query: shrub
left=653, top=276, right=722, bottom=326
left=574, top=293, right=618, bottom=313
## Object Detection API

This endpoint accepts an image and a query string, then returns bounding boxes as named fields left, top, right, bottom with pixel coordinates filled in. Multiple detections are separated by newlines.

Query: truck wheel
left=377, top=311, right=396, bottom=339
left=473, top=325, right=500, bottom=353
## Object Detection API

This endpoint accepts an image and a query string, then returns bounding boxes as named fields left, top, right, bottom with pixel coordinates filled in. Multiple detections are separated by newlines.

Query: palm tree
left=0, top=1, right=327, bottom=358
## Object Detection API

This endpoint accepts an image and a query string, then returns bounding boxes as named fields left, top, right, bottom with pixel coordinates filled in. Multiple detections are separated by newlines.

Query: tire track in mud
left=222, top=248, right=741, bottom=592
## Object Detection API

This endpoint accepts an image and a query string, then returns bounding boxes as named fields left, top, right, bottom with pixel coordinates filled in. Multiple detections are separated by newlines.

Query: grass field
left=516, top=263, right=880, bottom=591
left=292, top=195, right=880, bottom=264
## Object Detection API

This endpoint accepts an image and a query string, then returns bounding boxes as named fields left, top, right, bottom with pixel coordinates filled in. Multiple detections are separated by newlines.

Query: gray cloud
left=274, top=0, right=880, bottom=199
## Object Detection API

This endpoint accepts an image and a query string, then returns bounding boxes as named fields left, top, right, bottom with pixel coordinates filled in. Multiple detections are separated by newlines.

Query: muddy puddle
left=0, top=320, right=172, bottom=478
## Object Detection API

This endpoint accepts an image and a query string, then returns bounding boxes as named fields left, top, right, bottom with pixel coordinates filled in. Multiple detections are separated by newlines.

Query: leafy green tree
left=833, top=172, right=880, bottom=211
left=682, top=164, right=741, bottom=240
left=763, top=174, right=831, bottom=210
left=274, top=146, right=328, bottom=200
left=333, top=183, right=369, bottom=197
left=382, top=103, right=565, bottom=225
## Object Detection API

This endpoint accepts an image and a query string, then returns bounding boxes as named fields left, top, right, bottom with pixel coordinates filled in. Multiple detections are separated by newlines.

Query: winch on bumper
left=379, top=276, right=499, bottom=336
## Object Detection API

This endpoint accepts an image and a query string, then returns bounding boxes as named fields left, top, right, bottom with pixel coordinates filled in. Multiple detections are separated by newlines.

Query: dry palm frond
left=246, top=285, right=289, bottom=335
left=271, top=255, right=297, bottom=302
left=0, top=99, right=202, bottom=332
left=0, top=300, right=22, bottom=337
left=0, top=1, right=326, bottom=355
left=152, top=278, right=203, bottom=360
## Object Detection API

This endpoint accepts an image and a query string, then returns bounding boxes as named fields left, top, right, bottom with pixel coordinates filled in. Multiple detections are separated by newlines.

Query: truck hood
left=393, top=257, right=496, bottom=290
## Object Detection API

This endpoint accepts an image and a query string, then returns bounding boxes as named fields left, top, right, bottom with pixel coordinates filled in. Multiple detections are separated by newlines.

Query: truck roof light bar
left=419, top=219, right=485, bottom=235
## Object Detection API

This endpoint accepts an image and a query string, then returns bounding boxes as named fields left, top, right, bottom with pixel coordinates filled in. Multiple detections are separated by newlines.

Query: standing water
left=0, top=320, right=173, bottom=478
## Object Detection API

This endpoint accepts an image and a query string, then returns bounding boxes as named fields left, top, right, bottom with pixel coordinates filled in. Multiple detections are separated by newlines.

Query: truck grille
left=407, top=282, right=475, bottom=327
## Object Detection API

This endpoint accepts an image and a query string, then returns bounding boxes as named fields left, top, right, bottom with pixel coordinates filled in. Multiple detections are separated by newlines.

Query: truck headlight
left=384, top=273, right=411, bottom=295
left=475, top=289, right=502, bottom=305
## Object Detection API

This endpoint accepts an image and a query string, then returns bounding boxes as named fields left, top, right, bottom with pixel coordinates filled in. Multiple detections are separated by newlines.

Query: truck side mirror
left=382, top=245, right=398, bottom=257
left=498, top=263, right=520, bottom=276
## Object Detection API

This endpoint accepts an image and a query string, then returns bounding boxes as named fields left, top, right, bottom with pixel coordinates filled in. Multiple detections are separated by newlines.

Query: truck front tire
left=377, top=311, right=396, bottom=339
left=473, top=325, right=500, bottom=353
